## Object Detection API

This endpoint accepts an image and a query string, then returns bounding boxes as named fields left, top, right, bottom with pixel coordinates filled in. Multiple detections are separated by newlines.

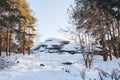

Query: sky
left=27, top=0, right=74, bottom=43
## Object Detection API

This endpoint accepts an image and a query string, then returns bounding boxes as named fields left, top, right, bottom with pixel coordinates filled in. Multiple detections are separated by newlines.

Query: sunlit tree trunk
left=8, top=30, right=12, bottom=56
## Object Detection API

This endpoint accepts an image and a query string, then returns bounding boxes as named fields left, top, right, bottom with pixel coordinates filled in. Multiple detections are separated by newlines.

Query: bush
left=0, top=56, right=17, bottom=70
left=0, top=56, right=10, bottom=69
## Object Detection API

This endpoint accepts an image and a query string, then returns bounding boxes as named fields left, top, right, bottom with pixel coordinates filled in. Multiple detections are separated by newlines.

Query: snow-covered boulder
left=31, top=38, right=103, bottom=55
left=31, top=38, right=80, bottom=54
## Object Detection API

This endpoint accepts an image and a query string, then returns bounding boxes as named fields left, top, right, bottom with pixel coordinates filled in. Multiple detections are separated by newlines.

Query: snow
left=0, top=52, right=120, bottom=80
left=62, top=43, right=80, bottom=51
left=44, top=38, right=62, bottom=48
left=31, top=38, right=82, bottom=54
left=0, top=38, right=120, bottom=80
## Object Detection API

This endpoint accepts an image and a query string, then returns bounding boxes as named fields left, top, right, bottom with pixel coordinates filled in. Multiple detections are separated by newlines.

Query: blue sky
left=27, top=0, right=74, bottom=42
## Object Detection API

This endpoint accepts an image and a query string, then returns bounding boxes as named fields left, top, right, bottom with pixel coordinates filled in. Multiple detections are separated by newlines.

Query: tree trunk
left=0, top=29, right=2, bottom=56
left=111, top=20, right=116, bottom=57
left=107, top=32, right=112, bottom=60
left=6, top=27, right=9, bottom=56
left=118, top=8, right=120, bottom=57
left=28, top=46, right=30, bottom=55
left=115, top=20, right=120, bottom=58
left=23, top=37, right=25, bottom=55
left=118, top=20, right=120, bottom=57
left=8, top=30, right=12, bottom=56
left=23, top=26, right=26, bottom=55
left=102, top=35, right=108, bottom=61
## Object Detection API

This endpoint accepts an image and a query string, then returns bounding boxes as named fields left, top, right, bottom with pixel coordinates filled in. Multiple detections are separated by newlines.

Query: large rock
left=31, top=38, right=104, bottom=55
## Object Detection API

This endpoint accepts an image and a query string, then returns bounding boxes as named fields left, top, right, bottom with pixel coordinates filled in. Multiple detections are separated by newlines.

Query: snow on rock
left=44, top=38, right=62, bottom=48
left=62, top=43, right=80, bottom=51
left=31, top=38, right=64, bottom=51
left=31, top=38, right=104, bottom=55
left=31, top=38, right=82, bottom=54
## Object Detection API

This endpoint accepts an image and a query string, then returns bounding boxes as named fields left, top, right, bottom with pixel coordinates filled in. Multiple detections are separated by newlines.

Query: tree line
left=0, top=0, right=36, bottom=56
left=69, top=0, right=120, bottom=61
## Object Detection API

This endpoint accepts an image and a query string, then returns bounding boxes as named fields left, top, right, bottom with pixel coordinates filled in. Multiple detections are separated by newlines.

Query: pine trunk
left=8, top=30, right=12, bottom=56
left=6, top=27, right=9, bottom=56
left=23, top=26, right=26, bottom=55
left=28, top=46, right=30, bottom=55
left=23, top=38, right=25, bottom=55
left=0, top=29, right=2, bottom=56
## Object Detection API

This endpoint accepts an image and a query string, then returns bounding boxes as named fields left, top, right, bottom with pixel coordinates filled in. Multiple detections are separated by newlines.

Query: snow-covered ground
left=0, top=52, right=120, bottom=80
left=0, top=38, right=120, bottom=80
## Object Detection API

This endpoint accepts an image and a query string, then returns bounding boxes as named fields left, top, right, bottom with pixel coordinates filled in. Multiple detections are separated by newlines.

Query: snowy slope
left=0, top=38, right=119, bottom=80
left=0, top=53, right=120, bottom=80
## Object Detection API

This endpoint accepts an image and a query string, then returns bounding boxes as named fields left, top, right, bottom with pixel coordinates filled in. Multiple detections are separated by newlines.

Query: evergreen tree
left=15, top=0, right=36, bottom=55
left=0, top=0, right=36, bottom=56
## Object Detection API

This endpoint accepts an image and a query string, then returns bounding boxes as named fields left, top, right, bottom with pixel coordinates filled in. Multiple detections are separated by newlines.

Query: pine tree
left=0, top=0, right=36, bottom=56
left=15, top=0, right=36, bottom=55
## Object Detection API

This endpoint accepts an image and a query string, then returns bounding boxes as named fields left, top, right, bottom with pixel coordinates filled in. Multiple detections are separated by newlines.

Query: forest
left=0, top=0, right=120, bottom=80
left=67, top=0, right=120, bottom=61
left=0, top=0, right=36, bottom=56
